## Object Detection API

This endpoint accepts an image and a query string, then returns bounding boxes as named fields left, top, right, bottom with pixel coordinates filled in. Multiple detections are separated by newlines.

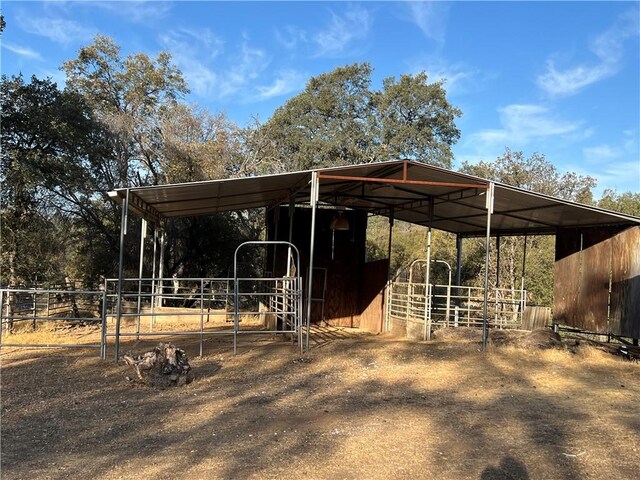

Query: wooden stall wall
left=554, top=226, right=639, bottom=339
left=267, top=207, right=375, bottom=329
left=359, top=259, right=389, bottom=333
left=553, top=230, right=582, bottom=327
left=610, top=227, right=640, bottom=338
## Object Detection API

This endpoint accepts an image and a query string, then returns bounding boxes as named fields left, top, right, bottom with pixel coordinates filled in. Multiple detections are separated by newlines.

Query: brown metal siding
left=610, top=227, right=640, bottom=338
left=577, top=239, right=611, bottom=332
left=554, top=229, right=582, bottom=326
left=358, top=260, right=389, bottom=333
left=554, top=226, right=640, bottom=339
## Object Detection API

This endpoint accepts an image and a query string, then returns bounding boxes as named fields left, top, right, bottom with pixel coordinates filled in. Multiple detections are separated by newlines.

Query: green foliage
left=1, top=74, right=108, bottom=284
left=62, top=34, right=189, bottom=187
left=260, top=63, right=460, bottom=171
left=598, top=190, right=640, bottom=216
left=376, top=73, right=461, bottom=167
left=460, top=148, right=597, bottom=204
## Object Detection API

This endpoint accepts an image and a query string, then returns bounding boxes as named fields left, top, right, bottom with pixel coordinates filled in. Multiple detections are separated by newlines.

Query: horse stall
left=4, top=160, right=640, bottom=358
left=266, top=206, right=388, bottom=333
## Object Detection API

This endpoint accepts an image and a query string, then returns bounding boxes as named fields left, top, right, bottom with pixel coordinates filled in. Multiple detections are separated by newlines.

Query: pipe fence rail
left=385, top=259, right=526, bottom=338
left=1, top=247, right=303, bottom=360
left=0, top=287, right=107, bottom=356
left=387, top=282, right=526, bottom=330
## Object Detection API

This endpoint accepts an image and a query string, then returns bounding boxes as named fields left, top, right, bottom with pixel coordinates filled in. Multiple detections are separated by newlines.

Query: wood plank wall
left=554, top=226, right=639, bottom=338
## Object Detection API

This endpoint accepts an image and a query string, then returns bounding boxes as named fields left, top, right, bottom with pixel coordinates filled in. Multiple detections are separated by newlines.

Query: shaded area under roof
left=110, top=160, right=640, bottom=236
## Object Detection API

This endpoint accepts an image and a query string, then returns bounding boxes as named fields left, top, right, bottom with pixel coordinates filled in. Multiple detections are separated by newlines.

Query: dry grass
left=1, top=326, right=639, bottom=480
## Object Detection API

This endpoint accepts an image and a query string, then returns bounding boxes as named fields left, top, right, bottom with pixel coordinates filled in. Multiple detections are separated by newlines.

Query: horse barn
left=1, top=160, right=639, bottom=358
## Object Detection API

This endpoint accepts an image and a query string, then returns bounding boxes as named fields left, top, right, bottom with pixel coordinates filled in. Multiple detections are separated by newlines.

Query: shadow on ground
left=1, top=327, right=638, bottom=479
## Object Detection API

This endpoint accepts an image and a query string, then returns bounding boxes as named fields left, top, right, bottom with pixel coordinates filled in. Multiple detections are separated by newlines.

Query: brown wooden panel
left=554, top=227, right=613, bottom=333
left=576, top=239, right=611, bottom=332
left=267, top=207, right=368, bottom=327
left=553, top=250, right=581, bottom=326
left=522, top=306, right=552, bottom=330
left=610, top=227, right=640, bottom=338
left=359, top=260, right=389, bottom=333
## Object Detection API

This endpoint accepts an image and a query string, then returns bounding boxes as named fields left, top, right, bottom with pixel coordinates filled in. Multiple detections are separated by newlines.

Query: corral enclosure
left=2, top=161, right=640, bottom=357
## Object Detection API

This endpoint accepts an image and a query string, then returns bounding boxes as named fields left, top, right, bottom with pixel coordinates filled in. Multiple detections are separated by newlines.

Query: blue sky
left=2, top=1, right=639, bottom=196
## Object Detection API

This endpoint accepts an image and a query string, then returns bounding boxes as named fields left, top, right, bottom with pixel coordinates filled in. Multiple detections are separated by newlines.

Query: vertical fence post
left=136, top=218, right=147, bottom=341
left=423, top=214, right=433, bottom=341
left=200, top=278, right=204, bottom=357
left=467, top=287, right=471, bottom=326
left=100, top=278, right=108, bottom=360
left=305, top=172, right=319, bottom=352
left=32, top=292, right=37, bottom=330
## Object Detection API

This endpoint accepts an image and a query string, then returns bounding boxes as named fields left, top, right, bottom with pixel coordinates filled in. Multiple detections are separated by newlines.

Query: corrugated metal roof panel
left=110, top=160, right=640, bottom=235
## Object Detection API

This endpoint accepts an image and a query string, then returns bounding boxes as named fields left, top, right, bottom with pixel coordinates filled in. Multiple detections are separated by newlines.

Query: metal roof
left=110, top=160, right=640, bottom=236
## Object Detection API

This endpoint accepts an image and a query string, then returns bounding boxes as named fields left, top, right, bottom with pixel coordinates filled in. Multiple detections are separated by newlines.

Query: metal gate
left=386, top=259, right=526, bottom=338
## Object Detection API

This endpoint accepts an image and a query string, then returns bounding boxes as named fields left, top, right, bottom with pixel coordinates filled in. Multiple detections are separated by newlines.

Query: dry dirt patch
left=1, top=327, right=639, bottom=480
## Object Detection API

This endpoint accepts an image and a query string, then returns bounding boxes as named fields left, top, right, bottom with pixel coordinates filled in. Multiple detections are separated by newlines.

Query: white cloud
left=583, top=144, right=624, bottom=164
left=313, top=6, right=371, bottom=57
left=408, top=57, right=478, bottom=95
left=2, top=43, right=42, bottom=60
left=581, top=137, right=640, bottom=193
left=254, top=69, right=307, bottom=101
left=537, top=62, right=614, bottom=97
left=537, top=7, right=640, bottom=96
left=90, top=1, right=172, bottom=24
left=160, top=28, right=224, bottom=59
left=405, top=1, right=449, bottom=44
left=160, top=31, right=272, bottom=101
left=18, top=15, right=94, bottom=45
left=470, top=104, right=581, bottom=148
left=275, top=26, right=308, bottom=50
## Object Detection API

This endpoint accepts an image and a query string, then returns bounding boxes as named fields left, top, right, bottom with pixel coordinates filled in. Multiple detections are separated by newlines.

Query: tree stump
left=123, top=343, right=194, bottom=387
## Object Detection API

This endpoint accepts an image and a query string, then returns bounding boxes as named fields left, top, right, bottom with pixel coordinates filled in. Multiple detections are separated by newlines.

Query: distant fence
left=0, top=287, right=107, bottom=356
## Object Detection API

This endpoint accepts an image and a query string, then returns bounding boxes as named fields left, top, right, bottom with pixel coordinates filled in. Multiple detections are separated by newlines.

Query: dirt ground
left=1, top=325, right=639, bottom=480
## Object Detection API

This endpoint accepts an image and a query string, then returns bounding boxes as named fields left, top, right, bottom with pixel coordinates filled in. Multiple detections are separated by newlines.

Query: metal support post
left=136, top=218, right=147, bottom=340
left=151, top=222, right=158, bottom=325
left=114, top=189, right=129, bottom=362
left=199, top=278, right=204, bottom=357
left=305, top=172, right=319, bottom=352
left=383, top=209, right=394, bottom=332
left=423, top=225, right=432, bottom=341
left=521, top=234, right=528, bottom=314
left=455, top=234, right=463, bottom=301
left=157, top=220, right=166, bottom=308
left=495, top=236, right=501, bottom=289
left=482, top=183, right=494, bottom=350
left=100, top=277, right=108, bottom=360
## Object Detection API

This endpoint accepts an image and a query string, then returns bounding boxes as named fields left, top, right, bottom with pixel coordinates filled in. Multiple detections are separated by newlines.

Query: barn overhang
left=108, top=160, right=640, bottom=236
